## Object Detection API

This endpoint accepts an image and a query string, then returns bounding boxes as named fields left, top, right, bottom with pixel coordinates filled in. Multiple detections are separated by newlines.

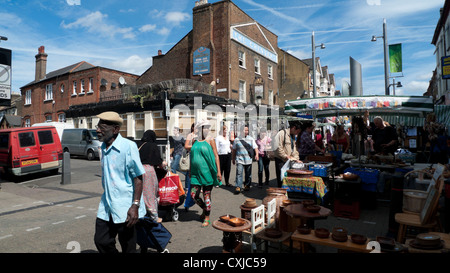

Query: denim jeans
left=258, top=156, right=270, bottom=185
left=235, top=163, right=252, bottom=188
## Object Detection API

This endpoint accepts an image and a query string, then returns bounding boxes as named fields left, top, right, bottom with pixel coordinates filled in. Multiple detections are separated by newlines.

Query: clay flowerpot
left=297, top=225, right=311, bottom=235
left=351, top=234, right=367, bottom=245
left=331, top=227, right=348, bottom=242
left=314, top=228, right=330, bottom=239
left=228, top=218, right=245, bottom=227
left=242, top=198, right=257, bottom=208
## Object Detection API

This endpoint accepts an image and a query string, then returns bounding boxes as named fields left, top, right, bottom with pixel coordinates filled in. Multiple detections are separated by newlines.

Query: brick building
left=19, top=0, right=333, bottom=141
left=20, top=46, right=138, bottom=128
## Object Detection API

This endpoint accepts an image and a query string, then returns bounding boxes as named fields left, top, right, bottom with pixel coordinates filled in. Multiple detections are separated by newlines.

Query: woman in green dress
left=189, top=120, right=222, bottom=227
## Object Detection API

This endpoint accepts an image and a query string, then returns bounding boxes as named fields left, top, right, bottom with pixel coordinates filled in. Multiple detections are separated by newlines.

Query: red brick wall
left=21, top=68, right=138, bottom=124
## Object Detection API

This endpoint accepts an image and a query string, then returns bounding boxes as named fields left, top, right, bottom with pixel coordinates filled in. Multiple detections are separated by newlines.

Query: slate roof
left=21, top=61, right=95, bottom=88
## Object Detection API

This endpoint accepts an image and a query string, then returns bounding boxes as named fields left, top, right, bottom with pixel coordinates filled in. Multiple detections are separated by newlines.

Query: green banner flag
left=389, top=43, right=402, bottom=73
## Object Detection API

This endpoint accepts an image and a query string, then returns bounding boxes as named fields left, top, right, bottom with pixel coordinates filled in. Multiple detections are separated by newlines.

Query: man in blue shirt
left=232, top=125, right=258, bottom=194
left=93, top=111, right=146, bottom=253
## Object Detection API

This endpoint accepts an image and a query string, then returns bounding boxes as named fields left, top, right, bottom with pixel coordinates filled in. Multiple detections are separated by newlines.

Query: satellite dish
left=101, top=78, right=108, bottom=86
left=111, top=82, right=117, bottom=88
left=119, top=76, right=126, bottom=85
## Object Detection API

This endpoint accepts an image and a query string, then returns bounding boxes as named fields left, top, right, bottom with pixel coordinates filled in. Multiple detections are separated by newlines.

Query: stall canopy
left=285, top=96, right=434, bottom=126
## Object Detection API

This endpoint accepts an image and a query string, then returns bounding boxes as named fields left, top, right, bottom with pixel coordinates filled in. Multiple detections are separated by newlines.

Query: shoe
left=225, top=183, right=232, bottom=187
left=234, top=187, right=241, bottom=194
left=258, top=184, right=263, bottom=189
left=201, top=219, right=210, bottom=228
left=244, top=185, right=250, bottom=191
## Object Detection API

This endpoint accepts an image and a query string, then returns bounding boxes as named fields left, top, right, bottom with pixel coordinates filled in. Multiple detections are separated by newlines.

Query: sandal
left=201, top=219, right=210, bottom=228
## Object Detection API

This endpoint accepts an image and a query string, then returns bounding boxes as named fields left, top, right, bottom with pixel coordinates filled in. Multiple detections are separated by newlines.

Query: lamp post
left=312, top=31, right=325, bottom=98
left=371, top=18, right=390, bottom=95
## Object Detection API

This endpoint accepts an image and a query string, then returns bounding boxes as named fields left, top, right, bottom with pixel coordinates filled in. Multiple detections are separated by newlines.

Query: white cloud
left=111, top=55, right=153, bottom=75
left=165, top=11, right=190, bottom=25
left=139, top=24, right=156, bottom=33
left=61, top=11, right=135, bottom=39
left=66, top=0, right=81, bottom=6
left=157, top=27, right=170, bottom=36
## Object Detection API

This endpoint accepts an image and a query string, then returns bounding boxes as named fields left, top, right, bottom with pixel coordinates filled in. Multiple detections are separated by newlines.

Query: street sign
left=0, top=48, right=11, bottom=106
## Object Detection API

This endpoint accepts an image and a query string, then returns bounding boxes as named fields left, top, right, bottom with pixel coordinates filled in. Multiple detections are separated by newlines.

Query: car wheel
left=87, top=150, right=95, bottom=161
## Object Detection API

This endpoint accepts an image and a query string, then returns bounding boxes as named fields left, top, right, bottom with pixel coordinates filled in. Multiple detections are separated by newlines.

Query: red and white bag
left=158, top=171, right=181, bottom=205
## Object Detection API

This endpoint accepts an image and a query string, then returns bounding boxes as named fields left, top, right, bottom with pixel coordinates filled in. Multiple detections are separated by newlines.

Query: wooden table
left=283, top=203, right=332, bottom=228
left=291, top=230, right=372, bottom=253
left=212, top=219, right=252, bottom=253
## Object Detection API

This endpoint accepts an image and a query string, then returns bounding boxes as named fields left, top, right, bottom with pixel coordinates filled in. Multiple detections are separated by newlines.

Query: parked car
left=0, top=126, right=63, bottom=176
left=61, top=128, right=100, bottom=160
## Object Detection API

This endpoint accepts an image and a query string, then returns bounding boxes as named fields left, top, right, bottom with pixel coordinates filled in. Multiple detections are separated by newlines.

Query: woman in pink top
left=256, top=128, right=271, bottom=188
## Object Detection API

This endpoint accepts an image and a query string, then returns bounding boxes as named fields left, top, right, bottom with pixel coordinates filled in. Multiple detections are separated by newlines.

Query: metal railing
left=99, top=78, right=215, bottom=103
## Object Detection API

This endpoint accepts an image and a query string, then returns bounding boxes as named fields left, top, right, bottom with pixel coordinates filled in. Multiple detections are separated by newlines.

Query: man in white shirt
left=232, top=125, right=259, bottom=194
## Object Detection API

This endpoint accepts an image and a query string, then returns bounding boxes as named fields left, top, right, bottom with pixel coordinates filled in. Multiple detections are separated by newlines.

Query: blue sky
left=0, top=0, right=444, bottom=97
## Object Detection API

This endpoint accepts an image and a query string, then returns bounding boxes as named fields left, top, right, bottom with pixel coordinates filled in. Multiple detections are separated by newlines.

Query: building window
left=135, top=113, right=145, bottom=140
left=45, top=115, right=52, bottom=122
left=25, top=89, right=32, bottom=105
left=254, top=58, right=260, bottom=74
left=58, top=113, right=66, bottom=122
left=238, top=51, right=246, bottom=68
left=89, top=78, right=94, bottom=92
left=60, top=84, right=64, bottom=93
left=72, top=81, right=77, bottom=96
left=87, top=117, right=92, bottom=129
left=45, top=84, right=53, bottom=101
left=268, top=64, right=273, bottom=80
left=269, top=90, right=273, bottom=106
left=24, top=118, right=31, bottom=127
left=80, top=79, right=85, bottom=94
left=239, top=80, right=246, bottom=103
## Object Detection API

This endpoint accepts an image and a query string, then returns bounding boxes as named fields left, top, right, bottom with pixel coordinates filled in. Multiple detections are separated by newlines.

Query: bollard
left=61, top=151, right=71, bottom=185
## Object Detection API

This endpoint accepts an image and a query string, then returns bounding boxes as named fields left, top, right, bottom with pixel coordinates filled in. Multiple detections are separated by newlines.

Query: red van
left=0, top=126, right=63, bottom=176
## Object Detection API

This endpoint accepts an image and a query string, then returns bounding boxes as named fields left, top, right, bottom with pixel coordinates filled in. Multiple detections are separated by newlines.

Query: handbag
left=158, top=171, right=180, bottom=205
left=179, top=151, right=190, bottom=172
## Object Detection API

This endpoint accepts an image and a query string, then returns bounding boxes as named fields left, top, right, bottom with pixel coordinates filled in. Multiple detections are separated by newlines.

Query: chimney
left=158, top=49, right=163, bottom=55
left=35, top=46, right=48, bottom=82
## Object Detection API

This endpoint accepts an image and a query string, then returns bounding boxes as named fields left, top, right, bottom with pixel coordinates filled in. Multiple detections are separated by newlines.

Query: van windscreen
left=19, top=132, right=36, bottom=147
left=89, top=130, right=99, bottom=140
left=0, top=134, right=9, bottom=149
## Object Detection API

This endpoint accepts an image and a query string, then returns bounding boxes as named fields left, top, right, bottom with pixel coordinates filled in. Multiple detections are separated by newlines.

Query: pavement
left=0, top=159, right=398, bottom=254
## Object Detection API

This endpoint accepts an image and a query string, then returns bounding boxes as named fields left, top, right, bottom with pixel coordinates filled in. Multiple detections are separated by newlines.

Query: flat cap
left=96, top=111, right=123, bottom=126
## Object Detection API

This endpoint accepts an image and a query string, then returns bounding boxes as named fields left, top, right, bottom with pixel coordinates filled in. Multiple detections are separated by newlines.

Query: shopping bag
left=280, top=159, right=291, bottom=180
left=136, top=216, right=172, bottom=252
left=158, top=172, right=180, bottom=205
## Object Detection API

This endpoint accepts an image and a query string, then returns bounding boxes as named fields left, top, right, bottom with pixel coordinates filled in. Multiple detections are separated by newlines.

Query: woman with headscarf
left=189, top=120, right=222, bottom=227
left=135, top=130, right=165, bottom=222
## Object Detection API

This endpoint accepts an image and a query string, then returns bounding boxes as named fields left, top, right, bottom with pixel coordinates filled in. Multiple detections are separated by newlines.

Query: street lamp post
left=312, top=31, right=325, bottom=98
left=371, top=18, right=390, bottom=95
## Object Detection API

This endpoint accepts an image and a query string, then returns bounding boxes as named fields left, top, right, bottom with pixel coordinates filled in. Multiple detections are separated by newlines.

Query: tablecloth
left=282, top=176, right=328, bottom=199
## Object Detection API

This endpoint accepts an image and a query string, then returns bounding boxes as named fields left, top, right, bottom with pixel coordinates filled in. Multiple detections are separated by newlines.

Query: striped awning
left=434, top=105, right=450, bottom=130
left=368, top=115, right=424, bottom=127
left=285, top=96, right=434, bottom=119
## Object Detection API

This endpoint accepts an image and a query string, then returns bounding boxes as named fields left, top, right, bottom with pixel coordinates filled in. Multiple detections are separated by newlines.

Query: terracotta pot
left=262, top=188, right=288, bottom=227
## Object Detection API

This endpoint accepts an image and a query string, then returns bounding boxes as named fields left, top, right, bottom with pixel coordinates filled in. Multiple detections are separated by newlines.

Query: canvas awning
left=285, top=96, right=434, bottom=120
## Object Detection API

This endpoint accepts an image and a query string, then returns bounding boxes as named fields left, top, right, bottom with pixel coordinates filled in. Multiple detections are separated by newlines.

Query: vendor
left=298, top=122, right=325, bottom=160
left=372, top=116, right=398, bottom=155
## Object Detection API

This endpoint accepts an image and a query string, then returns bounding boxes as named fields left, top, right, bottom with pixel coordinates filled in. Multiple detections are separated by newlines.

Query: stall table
left=291, top=230, right=372, bottom=253
left=212, top=219, right=252, bottom=253
left=283, top=203, right=331, bottom=228
left=282, top=176, right=328, bottom=201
